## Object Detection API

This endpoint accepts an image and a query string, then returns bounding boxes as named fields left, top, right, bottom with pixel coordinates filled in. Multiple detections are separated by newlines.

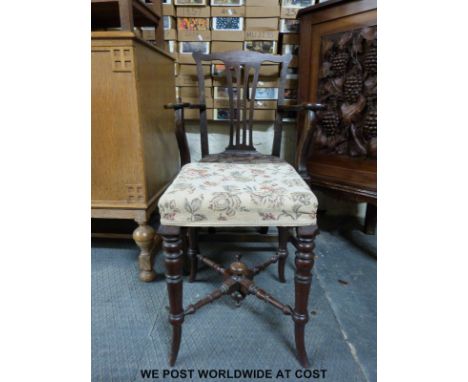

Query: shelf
left=91, top=0, right=161, bottom=30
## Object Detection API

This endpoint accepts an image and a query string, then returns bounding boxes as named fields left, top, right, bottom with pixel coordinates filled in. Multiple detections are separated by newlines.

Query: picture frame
left=211, top=64, right=226, bottom=77
left=281, top=0, right=313, bottom=8
left=177, top=17, right=210, bottom=31
left=213, top=86, right=243, bottom=99
left=250, top=87, right=278, bottom=100
left=282, top=44, right=299, bottom=55
left=286, top=67, right=298, bottom=80
left=174, top=0, right=207, bottom=6
left=211, top=0, right=244, bottom=6
left=284, top=88, right=297, bottom=99
left=212, top=17, right=244, bottom=31
left=214, top=108, right=242, bottom=121
left=279, top=19, right=300, bottom=33
left=163, top=16, right=174, bottom=30
left=244, top=41, right=277, bottom=54
left=166, top=40, right=177, bottom=54
left=179, top=41, right=210, bottom=55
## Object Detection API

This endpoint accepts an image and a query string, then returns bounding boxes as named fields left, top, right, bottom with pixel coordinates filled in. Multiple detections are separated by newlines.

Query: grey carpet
left=92, top=217, right=376, bottom=382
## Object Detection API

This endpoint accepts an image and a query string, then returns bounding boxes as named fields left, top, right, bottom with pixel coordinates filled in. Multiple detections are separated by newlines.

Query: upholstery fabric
left=159, top=162, right=318, bottom=227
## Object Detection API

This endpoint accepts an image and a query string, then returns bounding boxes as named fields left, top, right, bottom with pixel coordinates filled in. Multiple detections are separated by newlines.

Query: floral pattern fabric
left=159, top=162, right=318, bottom=227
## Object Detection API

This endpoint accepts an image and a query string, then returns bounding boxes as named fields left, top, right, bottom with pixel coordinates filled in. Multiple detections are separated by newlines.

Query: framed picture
left=214, top=108, right=242, bottom=121
left=244, top=41, right=277, bottom=54
left=179, top=41, right=210, bottom=54
left=280, top=19, right=300, bottom=33
left=286, top=67, right=298, bottom=79
left=212, top=17, right=243, bottom=31
left=250, top=87, right=278, bottom=100
left=211, top=64, right=226, bottom=77
left=281, top=0, right=313, bottom=8
left=177, top=17, right=210, bottom=31
left=211, top=0, right=244, bottom=6
left=174, top=0, right=206, bottom=5
left=214, top=86, right=243, bottom=99
left=166, top=40, right=177, bottom=54
left=163, top=16, right=174, bottom=30
left=282, top=44, right=299, bottom=55
left=284, top=88, right=297, bottom=99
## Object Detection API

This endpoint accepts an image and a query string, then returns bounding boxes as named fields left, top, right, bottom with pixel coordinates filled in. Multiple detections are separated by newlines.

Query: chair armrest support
left=289, top=103, right=326, bottom=180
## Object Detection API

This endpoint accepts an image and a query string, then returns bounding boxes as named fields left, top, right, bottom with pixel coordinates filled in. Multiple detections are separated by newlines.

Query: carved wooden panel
left=314, top=26, right=377, bottom=158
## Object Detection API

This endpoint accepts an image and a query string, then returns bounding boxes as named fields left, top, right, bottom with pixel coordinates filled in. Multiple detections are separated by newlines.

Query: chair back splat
left=192, top=51, right=292, bottom=158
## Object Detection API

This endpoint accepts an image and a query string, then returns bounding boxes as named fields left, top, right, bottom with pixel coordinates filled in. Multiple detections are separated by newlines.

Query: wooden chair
left=160, top=50, right=325, bottom=367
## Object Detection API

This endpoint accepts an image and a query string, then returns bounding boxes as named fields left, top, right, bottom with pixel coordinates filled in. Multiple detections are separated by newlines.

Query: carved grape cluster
left=330, top=51, right=349, bottom=76
left=364, top=45, right=377, bottom=74
left=321, top=110, right=340, bottom=137
left=363, top=108, right=377, bottom=138
left=343, top=73, right=363, bottom=104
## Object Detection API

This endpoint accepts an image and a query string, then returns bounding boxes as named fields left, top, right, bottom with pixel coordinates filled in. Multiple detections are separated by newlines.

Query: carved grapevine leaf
left=361, top=26, right=377, bottom=41
left=341, top=95, right=366, bottom=124
left=338, top=31, right=354, bottom=49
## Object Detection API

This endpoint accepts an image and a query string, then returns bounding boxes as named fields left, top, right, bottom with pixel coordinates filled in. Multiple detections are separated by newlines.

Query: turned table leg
left=277, top=227, right=290, bottom=283
left=133, top=220, right=157, bottom=282
left=188, top=227, right=199, bottom=283
left=293, top=225, right=319, bottom=368
left=159, top=225, right=184, bottom=366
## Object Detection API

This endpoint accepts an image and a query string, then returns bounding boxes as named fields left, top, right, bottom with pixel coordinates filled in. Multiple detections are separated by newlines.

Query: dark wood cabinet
left=297, top=0, right=377, bottom=233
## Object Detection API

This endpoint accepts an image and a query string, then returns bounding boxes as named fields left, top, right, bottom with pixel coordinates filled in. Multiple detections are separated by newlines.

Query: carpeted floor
left=92, top=216, right=376, bottom=382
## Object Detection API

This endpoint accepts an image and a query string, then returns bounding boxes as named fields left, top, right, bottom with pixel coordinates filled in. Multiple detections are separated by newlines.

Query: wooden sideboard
left=91, top=31, right=179, bottom=281
left=297, top=0, right=377, bottom=234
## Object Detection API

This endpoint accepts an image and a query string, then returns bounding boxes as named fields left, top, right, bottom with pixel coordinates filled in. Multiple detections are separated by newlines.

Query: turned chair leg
left=133, top=220, right=157, bottom=282
left=277, top=227, right=289, bottom=283
left=188, top=227, right=199, bottom=282
left=258, top=226, right=269, bottom=234
left=158, top=225, right=184, bottom=367
left=364, top=203, right=377, bottom=235
left=293, top=225, right=319, bottom=368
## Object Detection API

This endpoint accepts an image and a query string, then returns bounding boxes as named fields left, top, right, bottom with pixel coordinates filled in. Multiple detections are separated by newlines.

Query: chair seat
left=159, top=162, right=318, bottom=227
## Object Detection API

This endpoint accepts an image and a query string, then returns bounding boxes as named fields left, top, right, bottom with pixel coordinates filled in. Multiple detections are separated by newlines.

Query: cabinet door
left=92, top=45, right=146, bottom=208
left=299, top=8, right=377, bottom=194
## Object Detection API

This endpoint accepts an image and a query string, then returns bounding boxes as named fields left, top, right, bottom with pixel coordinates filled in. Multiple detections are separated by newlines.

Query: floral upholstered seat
left=158, top=162, right=318, bottom=227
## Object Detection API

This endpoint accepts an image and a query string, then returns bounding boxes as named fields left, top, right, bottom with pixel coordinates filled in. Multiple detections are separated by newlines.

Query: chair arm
left=164, top=102, right=207, bottom=110
left=164, top=103, right=202, bottom=166
left=292, top=103, right=326, bottom=180
left=277, top=103, right=326, bottom=113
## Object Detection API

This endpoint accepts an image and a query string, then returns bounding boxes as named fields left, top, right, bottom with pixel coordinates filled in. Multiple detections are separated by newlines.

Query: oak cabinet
left=92, top=32, right=179, bottom=280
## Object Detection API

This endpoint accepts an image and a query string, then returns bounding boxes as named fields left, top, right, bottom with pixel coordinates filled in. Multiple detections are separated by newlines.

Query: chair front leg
left=158, top=225, right=184, bottom=367
left=293, top=225, right=319, bottom=368
left=277, top=227, right=290, bottom=283
left=188, top=227, right=199, bottom=282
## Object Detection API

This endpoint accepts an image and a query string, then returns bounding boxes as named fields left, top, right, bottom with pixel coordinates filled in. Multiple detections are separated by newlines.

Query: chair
left=159, top=50, right=325, bottom=367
